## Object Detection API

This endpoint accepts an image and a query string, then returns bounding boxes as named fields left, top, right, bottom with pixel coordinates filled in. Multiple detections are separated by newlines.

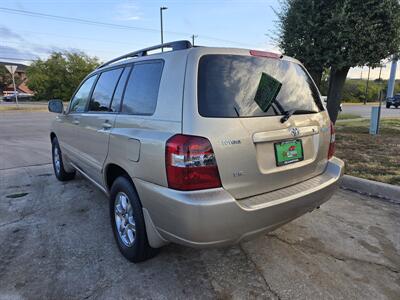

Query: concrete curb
left=340, top=175, right=400, bottom=204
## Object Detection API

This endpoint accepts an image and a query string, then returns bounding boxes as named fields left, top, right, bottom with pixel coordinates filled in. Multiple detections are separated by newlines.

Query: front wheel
left=386, top=103, right=391, bottom=108
left=52, top=137, right=75, bottom=181
left=110, top=176, right=157, bottom=262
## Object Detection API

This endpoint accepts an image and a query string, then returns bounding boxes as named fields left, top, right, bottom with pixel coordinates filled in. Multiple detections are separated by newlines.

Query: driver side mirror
left=48, top=99, right=64, bottom=114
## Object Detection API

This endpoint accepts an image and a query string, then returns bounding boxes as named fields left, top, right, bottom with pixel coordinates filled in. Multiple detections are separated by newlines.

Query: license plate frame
left=274, top=139, right=304, bottom=167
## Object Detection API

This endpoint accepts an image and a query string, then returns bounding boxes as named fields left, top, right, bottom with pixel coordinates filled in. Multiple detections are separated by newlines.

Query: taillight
left=165, top=134, right=222, bottom=191
left=328, top=122, right=335, bottom=159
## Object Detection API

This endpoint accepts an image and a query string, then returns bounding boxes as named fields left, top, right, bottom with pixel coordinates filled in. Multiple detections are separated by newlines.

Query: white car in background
left=321, top=96, right=342, bottom=112
left=2, top=91, right=34, bottom=102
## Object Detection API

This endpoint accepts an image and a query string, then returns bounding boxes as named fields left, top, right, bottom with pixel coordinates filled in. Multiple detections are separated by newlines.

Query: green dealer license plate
left=274, top=139, right=304, bottom=166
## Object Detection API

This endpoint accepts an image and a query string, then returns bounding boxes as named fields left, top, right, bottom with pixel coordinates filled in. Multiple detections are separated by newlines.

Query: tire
left=395, top=105, right=399, bottom=109
left=110, top=176, right=157, bottom=262
left=386, top=103, right=391, bottom=108
left=51, top=137, right=76, bottom=181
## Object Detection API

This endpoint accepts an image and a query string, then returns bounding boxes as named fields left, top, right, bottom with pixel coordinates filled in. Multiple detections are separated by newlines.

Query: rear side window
left=89, top=68, right=123, bottom=112
left=121, top=61, right=163, bottom=115
left=198, top=55, right=323, bottom=118
left=69, top=76, right=97, bottom=113
left=110, top=66, right=131, bottom=113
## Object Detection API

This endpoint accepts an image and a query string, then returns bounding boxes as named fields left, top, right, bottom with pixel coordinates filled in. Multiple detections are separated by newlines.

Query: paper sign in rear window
left=254, top=72, right=282, bottom=112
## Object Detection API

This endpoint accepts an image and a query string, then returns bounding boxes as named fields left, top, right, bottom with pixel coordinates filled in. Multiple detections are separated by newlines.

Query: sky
left=0, top=0, right=397, bottom=80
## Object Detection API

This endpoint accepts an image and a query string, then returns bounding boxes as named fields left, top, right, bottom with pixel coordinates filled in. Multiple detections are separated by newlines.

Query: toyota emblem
left=289, top=127, right=300, bottom=137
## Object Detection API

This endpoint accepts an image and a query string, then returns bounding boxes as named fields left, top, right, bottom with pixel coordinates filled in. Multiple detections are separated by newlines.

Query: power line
left=0, top=7, right=252, bottom=47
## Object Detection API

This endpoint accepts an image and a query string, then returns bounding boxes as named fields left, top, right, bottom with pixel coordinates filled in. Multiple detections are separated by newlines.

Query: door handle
left=102, top=122, right=112, bottom=129
left=72, top=120, right=80, bottom=125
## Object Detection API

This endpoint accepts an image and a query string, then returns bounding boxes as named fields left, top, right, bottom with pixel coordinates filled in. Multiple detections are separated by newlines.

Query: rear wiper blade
left=280, top=109, right=317, bottom=123
left=233, top=106, right=240, bottom=117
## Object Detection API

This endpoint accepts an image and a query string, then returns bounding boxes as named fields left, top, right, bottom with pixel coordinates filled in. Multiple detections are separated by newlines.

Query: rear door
left=76, top=66, right=128, bottom=184
left=184, top=49, right=332, bottom=199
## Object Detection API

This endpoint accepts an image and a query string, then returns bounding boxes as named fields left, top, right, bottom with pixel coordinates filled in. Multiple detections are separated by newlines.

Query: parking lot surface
left=0, top=111, right=399, bottom=299
left=342, top=104, right=400, bottom=118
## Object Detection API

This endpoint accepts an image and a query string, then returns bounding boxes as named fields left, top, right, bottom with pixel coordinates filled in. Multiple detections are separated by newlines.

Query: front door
left=75, top=67, right=125, bottom=184
left=58, top=75, right=97, bottom=166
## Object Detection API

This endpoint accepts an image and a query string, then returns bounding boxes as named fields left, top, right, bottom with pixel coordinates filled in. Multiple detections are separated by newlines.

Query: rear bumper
left=135, top=157, right=344, bottom=248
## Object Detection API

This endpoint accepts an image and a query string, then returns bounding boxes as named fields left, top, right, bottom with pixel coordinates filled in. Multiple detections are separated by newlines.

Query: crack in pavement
left=238, top=243, right=281, bottom=300
left=268, top=233, right=400, bottom=274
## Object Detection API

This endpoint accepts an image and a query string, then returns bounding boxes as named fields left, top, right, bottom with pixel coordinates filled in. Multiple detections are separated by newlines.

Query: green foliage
left=276, top=0, right=335, bottom=78
left=322, top=79, right=398, bottom=103
left=277, top=0, right=400, bottom=70
left=26, top=51, right=100, bottom=101
left=276, top=0, right=400, bottom=122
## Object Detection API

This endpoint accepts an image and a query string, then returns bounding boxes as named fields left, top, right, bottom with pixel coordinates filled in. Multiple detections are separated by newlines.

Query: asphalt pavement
left=0, top=111, right=399, bottom=299
left=0, top=111, right=51, bottom=170
left=342, top=104, right=400, bottom=118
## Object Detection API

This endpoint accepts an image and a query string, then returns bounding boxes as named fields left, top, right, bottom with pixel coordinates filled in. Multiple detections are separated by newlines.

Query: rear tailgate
left=182, top=48, right=332, bottom=199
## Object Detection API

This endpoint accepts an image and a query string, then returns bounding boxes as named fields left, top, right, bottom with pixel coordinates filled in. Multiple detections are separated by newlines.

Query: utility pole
left=386, top=54, right=398, bottom=99
left=364, top=66, right=371, bottom=105
left=5, top=65, right=19, bottom=108
left=160, top=6, right=168, bottom=51
left=191, top=34, right=198, bottom=46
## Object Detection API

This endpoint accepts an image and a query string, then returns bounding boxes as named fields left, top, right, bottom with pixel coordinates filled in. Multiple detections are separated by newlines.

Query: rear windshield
left=198, top=55, right=323, bottom=118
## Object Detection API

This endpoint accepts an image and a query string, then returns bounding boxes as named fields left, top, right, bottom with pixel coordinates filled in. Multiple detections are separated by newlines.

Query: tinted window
left=122, top=61, right=163, bottom=115
left=89, top=68, right=123, bottom=112
left=198, top=55, right=323, bottom=118
left=110, top=66, right=131, bottom=112
left=69, top=76, right=96, bottom=113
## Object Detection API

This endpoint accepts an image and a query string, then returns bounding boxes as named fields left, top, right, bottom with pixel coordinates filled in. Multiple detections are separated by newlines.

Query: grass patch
left=0, top=105, right=48, bottom=112
left=335, top=118, right=400, bottom=185
left=337, top=113, right=362, bottom=120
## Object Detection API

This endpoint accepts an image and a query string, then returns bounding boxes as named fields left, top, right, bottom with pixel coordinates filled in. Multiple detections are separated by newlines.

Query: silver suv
left=48, top=41, right=344, bottom=262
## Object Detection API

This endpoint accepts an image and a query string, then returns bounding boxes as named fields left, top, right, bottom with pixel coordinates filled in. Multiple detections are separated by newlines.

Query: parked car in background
left=2, top=91, right=34, bottom=102
left=386, top=94, right=400, bottom=108
left=48, top=41, right=344, bottom=262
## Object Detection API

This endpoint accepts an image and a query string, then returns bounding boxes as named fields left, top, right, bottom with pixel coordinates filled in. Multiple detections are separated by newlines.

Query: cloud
left=114, top=1, right=142, bottom=21
left=0, top=45, right=39, bottom=61
left=0, top=26, right=25, bottom=42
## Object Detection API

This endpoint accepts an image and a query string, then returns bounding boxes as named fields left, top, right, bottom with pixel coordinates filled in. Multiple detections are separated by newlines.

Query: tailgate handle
left=253, top=126, right=319, bottom=143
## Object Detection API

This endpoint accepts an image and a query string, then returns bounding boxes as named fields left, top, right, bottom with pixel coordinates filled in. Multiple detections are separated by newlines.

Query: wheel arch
left=104, top=163, right=135, bottom=192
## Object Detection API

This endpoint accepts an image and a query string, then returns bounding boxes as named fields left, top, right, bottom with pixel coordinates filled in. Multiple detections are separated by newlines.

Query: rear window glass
left=121, top=61, right=163, bottom=115
left=198, top=55, right=323, bottom=118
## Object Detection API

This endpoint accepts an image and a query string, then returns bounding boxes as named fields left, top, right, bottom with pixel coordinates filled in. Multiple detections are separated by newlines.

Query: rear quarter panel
left=105, top=51, right=188, bottom=187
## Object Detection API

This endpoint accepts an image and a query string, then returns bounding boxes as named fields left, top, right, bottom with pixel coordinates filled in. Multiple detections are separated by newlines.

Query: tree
left=26, top=51, right=99, bottom=101
left=277, top=0, right=400, bottom=123
left=276, top=0, right=336, bottom=88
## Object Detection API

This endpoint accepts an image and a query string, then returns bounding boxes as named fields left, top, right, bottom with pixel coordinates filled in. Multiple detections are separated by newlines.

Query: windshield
left=198, top=54, right=323, bottom=118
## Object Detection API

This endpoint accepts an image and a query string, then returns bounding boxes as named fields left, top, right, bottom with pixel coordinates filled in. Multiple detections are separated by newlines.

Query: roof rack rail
left=97, top=40, right=192, bottom=69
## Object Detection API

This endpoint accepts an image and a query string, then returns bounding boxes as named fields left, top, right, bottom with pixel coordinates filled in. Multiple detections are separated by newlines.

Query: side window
left=89, top=68, right=123, bottom=112
left=69, top=76, right=97, bottom=113
left=121, top=61, right=163, bottom=115
left=110, top=66, right=131, bottom=113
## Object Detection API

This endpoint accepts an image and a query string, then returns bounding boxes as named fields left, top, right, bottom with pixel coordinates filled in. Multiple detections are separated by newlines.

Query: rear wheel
left=386, top=103, right=391, bottom=108
left=110, top=176, right=157, bottom=262
left=395, top=105, right=399, bottom=108
left=52, top=137, right=75, bottom=181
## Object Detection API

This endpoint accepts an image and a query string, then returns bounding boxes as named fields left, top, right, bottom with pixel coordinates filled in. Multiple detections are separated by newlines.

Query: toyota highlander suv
left=48, top=41, right=344, bottom=262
